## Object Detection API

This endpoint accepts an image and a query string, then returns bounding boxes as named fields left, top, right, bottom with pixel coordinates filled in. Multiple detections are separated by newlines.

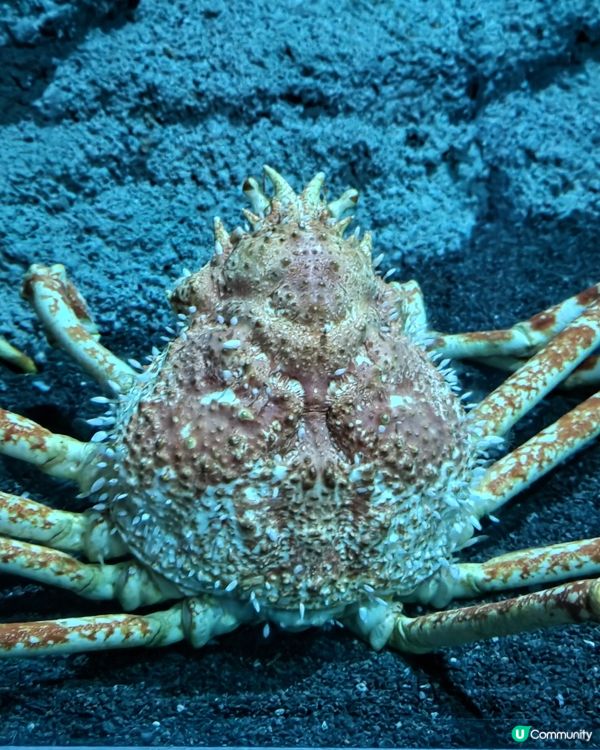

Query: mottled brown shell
left=98, top=168, right=476, bottom=613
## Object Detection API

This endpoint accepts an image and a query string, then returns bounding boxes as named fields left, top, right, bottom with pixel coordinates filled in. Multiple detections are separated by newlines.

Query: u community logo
left=512, top=726, right=531, bottom=743
left=511, top=725, right=593, bottom=743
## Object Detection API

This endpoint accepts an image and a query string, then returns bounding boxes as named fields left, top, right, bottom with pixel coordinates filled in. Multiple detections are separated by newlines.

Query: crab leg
left=0, top=408, right=96, bottom=487
left=0, top=612, right=176, bottom=657
left=457, top=353, right=600, bottom=391
left=0, top=596, right=251, bottom=656
left=0, top=536, right=174, bottom=609
left=471, top=389, right=600, bottom=517
left=346, top=579, right=600, bottom=653
left=0, top=336, right=36, bottom=373
left=451, top=537, right=600, bottom=599
left=0, top=491, right=128, bottom=558
left=561, top=353, right=600, bottom=389
left=431, top=283, right=600, bottom=363
left=469, top=298, right=600, bottom=438
left=411, top=537, right=600, bottom=607
left=0, top=490, right=90, bottom=552
left=390, top=579, right=600, bottom=653
left=23, top=263, right=138, bottom=394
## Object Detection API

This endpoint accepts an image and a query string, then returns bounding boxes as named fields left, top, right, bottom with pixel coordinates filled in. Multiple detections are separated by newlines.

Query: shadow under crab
left=0, top=166, right=599, bottom=656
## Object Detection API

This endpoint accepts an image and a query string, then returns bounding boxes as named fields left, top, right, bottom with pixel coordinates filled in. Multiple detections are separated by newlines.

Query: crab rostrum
left=0, top=167, right=599, bottom=656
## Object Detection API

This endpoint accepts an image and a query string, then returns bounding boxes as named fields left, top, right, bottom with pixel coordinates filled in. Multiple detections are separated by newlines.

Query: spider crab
left=0, top=166, right=599, bottom=657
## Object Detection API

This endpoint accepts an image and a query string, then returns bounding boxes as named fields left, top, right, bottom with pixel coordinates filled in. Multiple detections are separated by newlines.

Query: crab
left=0, top=166, right=599, bottom=657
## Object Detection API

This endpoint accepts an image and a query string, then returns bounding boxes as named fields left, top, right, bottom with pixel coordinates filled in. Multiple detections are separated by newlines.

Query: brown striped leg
left=0, top=490, right=128, bottom=559
left=411, top=537, right=600, bottom=607
left=0, top=408, right=97, bottom=489
left=473, top=392, right=600, bottom=518
left=390, top=580, right=600, bottom=653
left=458, top=353, right=600, bottom=391
left=0, top=336, right=36, bottom=373
left=560, top=354, right=600, bottom=389
left=23, top=263, right=138, bottom=394
left=0, top=536, right=176, bottom=610
left=345, top=580, right=600, bottom=653
left=464, top=301, right=600, bottom=517
left=430, top=283, right=600, bottom=367
left=0, top=612, right=176, bottom=657
left=469, top=298, right=600, bottom=438
left=471, top=389, right=600, bottom=517
left=0, top=596, right=251, bottom=657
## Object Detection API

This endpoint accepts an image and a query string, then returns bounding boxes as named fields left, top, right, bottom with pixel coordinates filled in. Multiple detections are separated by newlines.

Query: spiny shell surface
left=99, top=168, right=476, bottom=611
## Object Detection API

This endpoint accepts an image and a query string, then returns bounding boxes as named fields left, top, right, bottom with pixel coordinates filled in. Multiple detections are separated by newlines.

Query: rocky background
left=0, top=0, right=599, bottom=746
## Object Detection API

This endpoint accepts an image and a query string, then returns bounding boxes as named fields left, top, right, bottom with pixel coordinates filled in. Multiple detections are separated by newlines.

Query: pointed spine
left=300, top=172, right=325, bottom=210
left=242, top=208, right=262, bottom=228
left=328, top=188, right=359, bottom=218
left=263, top=165, right=297, bottom=205
left=336, top=216, right=353, bottom=236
